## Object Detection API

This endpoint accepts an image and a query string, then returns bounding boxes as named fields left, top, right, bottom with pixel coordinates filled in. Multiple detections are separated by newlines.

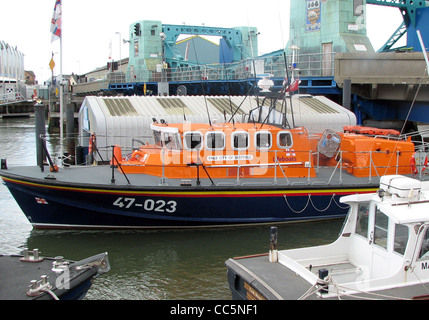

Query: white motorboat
left=226, top=174, right=429, bottom=300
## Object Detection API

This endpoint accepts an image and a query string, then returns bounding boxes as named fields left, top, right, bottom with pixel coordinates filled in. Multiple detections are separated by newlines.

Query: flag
left=35, top=197, right=49, bottom=205
left=50, top=0, right=62, bottom=42
left=285, top=79, right=300, bottom=93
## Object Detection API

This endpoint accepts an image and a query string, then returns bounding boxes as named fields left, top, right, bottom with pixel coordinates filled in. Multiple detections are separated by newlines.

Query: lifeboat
left=115, top=122, right=415, bottom=180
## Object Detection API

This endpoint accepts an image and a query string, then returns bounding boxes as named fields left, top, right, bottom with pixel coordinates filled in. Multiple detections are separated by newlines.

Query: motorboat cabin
left=226, top=175, right=429, bottom=299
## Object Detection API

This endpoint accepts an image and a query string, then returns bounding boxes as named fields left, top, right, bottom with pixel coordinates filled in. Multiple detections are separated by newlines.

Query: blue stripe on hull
left=4, top=180, right=357, bottom=229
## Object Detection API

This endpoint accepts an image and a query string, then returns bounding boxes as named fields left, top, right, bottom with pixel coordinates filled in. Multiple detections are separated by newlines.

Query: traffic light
left=134, top=23, right=141, bottom=36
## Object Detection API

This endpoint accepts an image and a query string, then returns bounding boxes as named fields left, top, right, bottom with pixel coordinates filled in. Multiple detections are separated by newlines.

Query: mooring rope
left=283, top=194, right=350, bottom=214
left=299, top=276, right=411, bottom=300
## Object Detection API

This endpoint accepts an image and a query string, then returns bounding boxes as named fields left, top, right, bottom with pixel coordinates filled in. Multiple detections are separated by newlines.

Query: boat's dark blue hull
left=2, top=175, right=376, bottom=229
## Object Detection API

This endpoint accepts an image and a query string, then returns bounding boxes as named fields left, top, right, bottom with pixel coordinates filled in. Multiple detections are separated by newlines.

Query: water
left=0, top=117, right=344, bottom=300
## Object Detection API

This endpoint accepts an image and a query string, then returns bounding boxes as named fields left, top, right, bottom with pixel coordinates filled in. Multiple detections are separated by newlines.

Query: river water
left=0, top=116, right=344, bottom=300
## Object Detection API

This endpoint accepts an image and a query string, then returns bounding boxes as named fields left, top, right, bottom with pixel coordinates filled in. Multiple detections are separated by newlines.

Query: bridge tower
left=287, top=0, right=374, bottom=55
left=126, top=20, right=258, bottom=83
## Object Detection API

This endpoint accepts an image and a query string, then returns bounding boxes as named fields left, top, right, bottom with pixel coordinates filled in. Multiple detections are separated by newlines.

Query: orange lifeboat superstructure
left=117, top=122, right=316, bottom=179
left=114, top=122, right=415, bottom=181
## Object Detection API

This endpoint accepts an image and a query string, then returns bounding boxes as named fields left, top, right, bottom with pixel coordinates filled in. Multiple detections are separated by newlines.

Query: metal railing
left=76, top=52, right=336, bottom=92
left=0, top=91, right=26, bottom=106
left=44, top=129, right=428, bottom=187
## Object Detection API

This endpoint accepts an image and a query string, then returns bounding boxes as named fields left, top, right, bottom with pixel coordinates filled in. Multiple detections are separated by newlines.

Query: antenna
left=283, top=50, right=296, bottom=129
left=190, top=36, right=212, bottom=127
left=219, top=43, right=234, bottom=122
left=177, top=85, right=187, bottom=121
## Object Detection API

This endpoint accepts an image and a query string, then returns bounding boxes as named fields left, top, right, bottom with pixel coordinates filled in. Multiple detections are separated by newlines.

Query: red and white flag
left=35, top=197, right=49, bottom=205
left=50, top=0, right=62, bottom=42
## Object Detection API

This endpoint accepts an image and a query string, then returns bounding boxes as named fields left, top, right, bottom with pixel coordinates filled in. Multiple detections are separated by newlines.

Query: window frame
left=255, top=131, right=272, bottom=150
left=393, top=223, right=409, bottom=256
left=373, top=207, right=389, bottom=250
left=277, top=131, right=293, bottom=149
left=161, top=131, right=182, bottom=150
left=355, top=201, right=370, bottom=239
left=183, top=131, right=203, bottom=151
left=231, top=131, right=250, bottom=151
left=205, top=131, right=226, bottom=151
left=418, top=227, right=429, bottom=261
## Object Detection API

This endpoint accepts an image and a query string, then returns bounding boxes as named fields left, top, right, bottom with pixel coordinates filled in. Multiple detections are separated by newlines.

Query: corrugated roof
left=207, top=97, right=245, bottom=115
left=297, top=96, right=339, bottom=114
left=103, top=98, right=139, bottom=116
left=156, top=97, right=193, bottom=115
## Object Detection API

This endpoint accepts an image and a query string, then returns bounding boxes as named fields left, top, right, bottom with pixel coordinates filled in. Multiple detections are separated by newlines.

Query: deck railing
left=43, top=132, right=429, bottom=187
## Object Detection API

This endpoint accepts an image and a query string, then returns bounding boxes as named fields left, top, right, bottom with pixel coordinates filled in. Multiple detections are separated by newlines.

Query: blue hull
left=2, top=175, right=376, bottom=229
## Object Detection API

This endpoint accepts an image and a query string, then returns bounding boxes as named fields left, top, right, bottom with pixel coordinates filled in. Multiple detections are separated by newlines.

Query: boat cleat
left=52, top=256, right=70, bottom=273
left=26, top=275, right=52, bottom=297
left=20, top=249, right=44, bottom=263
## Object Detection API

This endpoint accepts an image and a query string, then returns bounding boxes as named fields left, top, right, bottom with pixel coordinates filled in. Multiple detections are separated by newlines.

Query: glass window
left=153, top=130, right=162, bottom=146
left=354, top=0, right=364, bottom=16
left=418, top=228, right=429, bottom=260
left=184, top=132, right=203, bottom=150
left=206, top=132, right=225, bottom=150
left=278, top=132, right=293, bottom=148
left=162, top=132, right=181, bottom=150
left=256, top=132, right=272, bottom=149
left=394, top=224, right=409, bottom=255
left=355, top=202, right=370, bottom=238
left=232, top=132, right=249, bottom=150
left=374, top=208, right=389, bottom=249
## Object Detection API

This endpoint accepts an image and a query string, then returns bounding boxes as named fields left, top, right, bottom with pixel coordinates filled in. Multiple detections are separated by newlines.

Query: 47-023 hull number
left=113, top=197, right=178, bottom=213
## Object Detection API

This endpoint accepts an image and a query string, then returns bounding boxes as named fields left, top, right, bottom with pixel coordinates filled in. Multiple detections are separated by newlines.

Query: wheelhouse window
left=374, top=208, right=389, bottom=249
left=206, top=132, right=225, bottom=150
left=355, top=202, right=370, bottom=238
left=393, top=224, right=408, bottom=255
left=418, top=228, right=429, bottom=260
left=232, top=131, right=249, bottom=151
left=162, top=132, right=181, bottom=150
left=184, top=132, right=203, bottom=150
left=278, top=131, right=293, bottom=148
left=153, top=130, right=162, bottom=146
left=256, top=132, right=272, bottom=150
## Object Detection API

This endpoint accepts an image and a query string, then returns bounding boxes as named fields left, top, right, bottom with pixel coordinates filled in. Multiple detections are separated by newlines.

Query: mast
left=50, top=0, right=64, bottom=165
left=60, top=27, right=64, bottom=165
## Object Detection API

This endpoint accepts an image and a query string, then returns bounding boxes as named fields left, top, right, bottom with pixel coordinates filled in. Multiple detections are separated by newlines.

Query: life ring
left=411, top=153, right=418, bottom=175
left=129, top=150, right=145, bottom=162
left=88, top=133, right=96, bottom=155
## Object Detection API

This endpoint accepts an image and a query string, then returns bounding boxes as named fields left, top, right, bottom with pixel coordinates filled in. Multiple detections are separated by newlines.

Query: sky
left=1, top=0, right=404, bottom=83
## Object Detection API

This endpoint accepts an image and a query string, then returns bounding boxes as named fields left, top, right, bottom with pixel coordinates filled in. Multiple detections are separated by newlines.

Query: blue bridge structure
left=72, top=1, right=429, bottom=125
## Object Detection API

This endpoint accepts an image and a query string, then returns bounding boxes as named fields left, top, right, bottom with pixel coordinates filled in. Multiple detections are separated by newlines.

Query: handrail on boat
left=39, top=133, right=429, bottom=186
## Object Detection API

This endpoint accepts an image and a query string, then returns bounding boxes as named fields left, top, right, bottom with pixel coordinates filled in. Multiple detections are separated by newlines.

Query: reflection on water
left=0, top=118, right=35, bottom=254
left=24, top=221, right=343, bottom=300
left=0, top=117, right=344, bottom=300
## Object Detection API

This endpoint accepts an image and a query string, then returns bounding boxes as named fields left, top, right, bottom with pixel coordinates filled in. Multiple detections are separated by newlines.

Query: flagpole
left=50, top=0, right=63, bottom=165
left=60, top=26, right=64, bottom=166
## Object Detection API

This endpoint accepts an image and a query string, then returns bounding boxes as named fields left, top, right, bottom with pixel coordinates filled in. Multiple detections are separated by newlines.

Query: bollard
left=269, top=226, right=278, bottom=263
left=35, top=104, right=47, bottom=170
left=318, top=268, right=329, bottom=294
